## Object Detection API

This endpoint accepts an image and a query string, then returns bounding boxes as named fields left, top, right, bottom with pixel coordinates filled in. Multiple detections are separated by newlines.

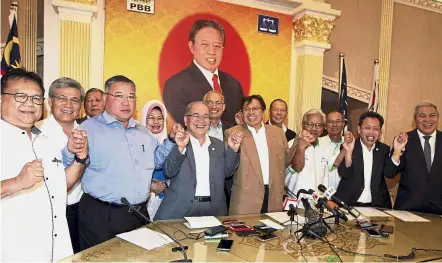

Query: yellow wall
left=104, top=0, right=293, bottom=121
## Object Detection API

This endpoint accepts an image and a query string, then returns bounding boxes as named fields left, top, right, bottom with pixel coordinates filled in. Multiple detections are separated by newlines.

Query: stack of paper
left=183, top=216, right=222, bottom=229
left=259, top=219, right=285, bottom=230
left=354, top=207, right=390, bottom=217
left=117, top=228, right=173, bottom=250
left=384, top=210, right=430, bottom=222
left=265, top=212, right=306, bottom=225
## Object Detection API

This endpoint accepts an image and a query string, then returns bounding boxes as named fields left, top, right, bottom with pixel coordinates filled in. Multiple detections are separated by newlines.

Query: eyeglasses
left=2, top=92, right=44, bottom=105
left=52, top=95, right=81, bottom=105
left=106, top=93, right=137, bottom=101
left=205, top=100, right=224, bottom=107
left=147, top=116, right=164, bottom=122
left=186, top=113, right=210, bottom=122
left=242, top=107, right=262, bottom=113
left=303, top=122, right=324, bottom=129
left=196, top=41, right=223, bottom=51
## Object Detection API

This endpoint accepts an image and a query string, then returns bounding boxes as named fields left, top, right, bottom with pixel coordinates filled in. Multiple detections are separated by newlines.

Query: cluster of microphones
left=282, top=184, right=361, bottom=239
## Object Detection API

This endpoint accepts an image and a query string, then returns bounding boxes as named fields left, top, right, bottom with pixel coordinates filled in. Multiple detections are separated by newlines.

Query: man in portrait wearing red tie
left=162, top=19, right=244, bottom=128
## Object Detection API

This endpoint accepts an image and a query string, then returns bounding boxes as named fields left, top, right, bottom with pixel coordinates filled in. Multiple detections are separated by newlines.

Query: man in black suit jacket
left=163, top=19, right=244, bottom=126
left=266, top=99, right=296, bottom=143
left=154, top=102, right=243, bottom=220
left=335, top=112, right=397, bottom=208
left=388, top=102, right=442, bottom=214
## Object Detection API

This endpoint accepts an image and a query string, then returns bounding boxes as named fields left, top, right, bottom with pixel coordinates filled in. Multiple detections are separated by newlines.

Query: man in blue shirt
left=62, top=75, right=179, bottom=250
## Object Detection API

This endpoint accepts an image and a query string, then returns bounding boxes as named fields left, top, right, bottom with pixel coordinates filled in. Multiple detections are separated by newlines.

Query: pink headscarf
left=142, top=100, right=168, bottom=143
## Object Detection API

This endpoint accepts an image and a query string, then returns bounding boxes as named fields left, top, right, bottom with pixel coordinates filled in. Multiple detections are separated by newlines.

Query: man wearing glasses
left=203, top=90, right=228, bottom=141
left=37, top=77, right=85, bottom=253
left=286, top=109, right=329, bottom=196
left=163, top=19, right=244, bottom=127
left=1, top=69, right=87, bottom=261
left=154, top=101, right=242, bottom=220
left=334, top=112, right=396, bottom=208
left=227, top=95, right=297, bottom=215
left=62, top=75, right=180, bottom=250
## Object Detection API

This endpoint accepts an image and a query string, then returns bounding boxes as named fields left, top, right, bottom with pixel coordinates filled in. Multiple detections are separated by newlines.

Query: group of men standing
left=1, top=18, right=441, bottom=263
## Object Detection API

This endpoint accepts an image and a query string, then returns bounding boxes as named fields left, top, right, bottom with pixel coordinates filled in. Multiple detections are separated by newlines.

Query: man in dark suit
left=77, top=88, right=104, bottom=124
left=266, top=99, right=297, bottom=144
left=388, top=102, right=442, bottom=214
left=162, top=19, right=244, bottom=126
left=154, top=102, right=243, bottom=220
left=335, top=112, right=397, bottom=208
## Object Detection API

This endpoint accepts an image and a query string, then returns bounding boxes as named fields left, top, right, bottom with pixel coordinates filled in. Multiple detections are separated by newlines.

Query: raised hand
left=234, top=111, right=244, bottom=125
left=67, top=129, right=88, bottom=157
left=393, top=132, right=408, bottom=153
left=227, top=130, right=244, bottom=152
left=176, top=130, right=189, bottom=152
left=16, top=160, right=44, bottom=190
left=298, top=130, right=314, bottom=150
left=169, top=123, right=183, bottom=140
left=342, top=131, right=355, bottom=152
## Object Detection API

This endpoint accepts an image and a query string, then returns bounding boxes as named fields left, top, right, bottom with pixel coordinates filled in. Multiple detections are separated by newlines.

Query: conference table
left=62, top=212, right=442, bottom=262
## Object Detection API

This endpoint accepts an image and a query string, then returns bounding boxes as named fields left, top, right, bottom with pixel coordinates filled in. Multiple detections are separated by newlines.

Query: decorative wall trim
left=64, top=0, right=97, bottom=6
left=394, top=0, right=442, bottom=14
left=1, top=38, right=44, bottom=56
left=322, top=75, right=370, bottom=103
left=293, top=15, right=334, bottom=43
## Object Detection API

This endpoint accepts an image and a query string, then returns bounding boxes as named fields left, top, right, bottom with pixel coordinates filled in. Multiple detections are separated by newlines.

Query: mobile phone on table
left=236, top=229, right=260, bottom=237
left=217, top=239, right=234, bottom=252
left=257, top=233, right=278, bottom=242
left=228, top=224, right=252, bottom=232
left=364, top=228, right=382, bottom=237
left=380, top=224, right=394, bottom=234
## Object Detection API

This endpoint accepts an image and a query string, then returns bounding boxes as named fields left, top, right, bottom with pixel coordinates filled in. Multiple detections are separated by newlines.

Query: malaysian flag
left=368, top=60, right=380, bottom=112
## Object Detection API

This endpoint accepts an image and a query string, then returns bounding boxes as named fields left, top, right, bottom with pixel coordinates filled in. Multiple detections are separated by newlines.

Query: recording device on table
left=204, top=225, right=228, bottom=237
left=308, top=189, right=348, bottom=224
left=293, top=197, right=327, bottom=242
left=317, top=184, right=361, bottom=219
left=216, top=239, right=234, bottom=252
left=257, top=233, right=278, bottom=242
left=120, top=197, right=192, bottom=262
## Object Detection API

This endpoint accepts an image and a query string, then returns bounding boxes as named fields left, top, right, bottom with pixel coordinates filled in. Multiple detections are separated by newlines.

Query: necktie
left=212, top=74, right=222, bottom=93
left=423, top=135, right=432, bottom=173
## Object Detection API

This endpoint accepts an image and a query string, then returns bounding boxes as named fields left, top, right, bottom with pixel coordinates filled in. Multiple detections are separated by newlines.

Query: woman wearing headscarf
left=142, top=100, right=169, bottom=219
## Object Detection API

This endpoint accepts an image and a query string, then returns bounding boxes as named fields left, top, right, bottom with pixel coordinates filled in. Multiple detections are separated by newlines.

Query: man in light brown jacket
left=226, top=95, right=297, bottom=215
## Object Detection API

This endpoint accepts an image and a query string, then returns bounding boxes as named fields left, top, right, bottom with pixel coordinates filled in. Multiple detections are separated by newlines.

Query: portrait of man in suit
left=154, top=101, right=243, bottom=220
left=388, top=102, right=442, bottom=214
left=335, top=111, right=397, bottom=208
left=162, top=19, right=244, bottom=127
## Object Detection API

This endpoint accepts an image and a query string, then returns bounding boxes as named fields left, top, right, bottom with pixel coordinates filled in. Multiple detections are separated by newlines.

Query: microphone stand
left=121, top=198, right=192, bottom=262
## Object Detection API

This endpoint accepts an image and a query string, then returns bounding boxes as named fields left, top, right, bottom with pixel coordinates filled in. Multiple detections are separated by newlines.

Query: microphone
left=120, top=197, right=192, bottom=262
left=284, top=186, right=297, bottom=198
left=283, top=194, right=298, bottom=214
left=295, top=189, right=309, bottom=199
left=317, top=184, right=360, bottom=219
left=301, top=197, right=327, bottom=238
left=308, top=189, right=337, bottom=216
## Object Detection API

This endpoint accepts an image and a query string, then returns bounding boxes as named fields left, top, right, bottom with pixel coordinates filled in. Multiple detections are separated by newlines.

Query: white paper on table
left=117, top=228, right=173, bottom=250
left=183, top=216, right=222, bottom=229
left=266, top=212, right=306, bottom=225
left=353, top=207, right=390, bottom=217
left=259, top=219, right=285, bottom=230
left=384, top=210, right=430, bottom=222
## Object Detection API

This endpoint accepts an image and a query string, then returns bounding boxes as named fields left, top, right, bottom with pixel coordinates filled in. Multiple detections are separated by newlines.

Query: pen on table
left=141, top=144, right=145, bottom=152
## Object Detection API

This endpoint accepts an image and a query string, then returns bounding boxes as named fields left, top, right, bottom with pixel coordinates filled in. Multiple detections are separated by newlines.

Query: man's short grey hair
left=185, top=101, right=207, bottom=115
left=48, top=77, right=85, bottom=102
left=203, top=90, right=224, bottom=102
left=413, top=101, right=439, bottom=119
left=302, top=109, right=326, bottom=124
left=104, top=75, right=136, bottom=92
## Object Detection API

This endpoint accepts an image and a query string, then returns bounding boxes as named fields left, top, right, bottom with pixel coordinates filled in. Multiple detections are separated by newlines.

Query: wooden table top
left=62, top=212, right=442, bottom=262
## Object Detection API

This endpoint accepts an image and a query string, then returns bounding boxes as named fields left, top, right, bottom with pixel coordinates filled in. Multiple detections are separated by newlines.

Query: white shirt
left=247, top=124, right=270, bottom=185
left=1, top=120, right=73, bottom=262
left=358, top=140, right=374, bottom=203
left=417, top=129, right=436, bottom=164
left=193, top=60, right=221, bottom=90
left=208, top=121, right=223, bottom=142
left=190, top=134, right=211, bottom=196
left=285, top=143, right=328, bottom=195
left=38, top=115, right=83, bottom=205
left=318, top=135, right=344, bottom=189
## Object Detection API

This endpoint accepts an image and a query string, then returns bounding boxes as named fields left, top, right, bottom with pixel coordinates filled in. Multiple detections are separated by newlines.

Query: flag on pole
left=368, top=60, right=380, bottom=112
left=338, top=54, right=349, bottom=131
left=1, top=14, right=21, bottom=75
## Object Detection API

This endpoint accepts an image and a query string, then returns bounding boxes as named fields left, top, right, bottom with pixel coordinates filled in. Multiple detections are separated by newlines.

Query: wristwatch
left=74, top=154, right=90, bottom=165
